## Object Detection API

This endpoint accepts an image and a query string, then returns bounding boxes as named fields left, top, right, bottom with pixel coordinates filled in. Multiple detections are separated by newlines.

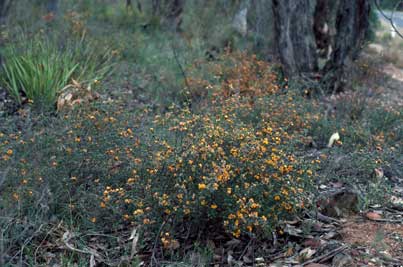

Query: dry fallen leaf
left=391, top=196, right=403, bottom=206
left=299, top=247, right=317, bottom=260
left=366, top=212, right=382, bottom=220
left=90, top=254, right=96, bottom=267
left=284, top=246, right=294, bottom=257
left=304, top=238, right=323, bottom=248
left=327, top=132, right=340, bottom=148
left=129, top=227, right=139, bottom=259
left=374, top=168, right=384, bottom=179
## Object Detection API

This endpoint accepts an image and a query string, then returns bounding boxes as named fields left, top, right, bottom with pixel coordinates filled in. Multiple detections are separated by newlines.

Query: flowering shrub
left=116, top=96, right=315, bottom=240
left=185, top=51, right=281, bottom=102
left=0, top=53, right=318, bottom=255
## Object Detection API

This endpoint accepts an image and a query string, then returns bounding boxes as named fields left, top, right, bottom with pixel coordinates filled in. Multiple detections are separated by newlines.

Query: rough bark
left=166, top=0, right=183, bottom=30
left=272, top=0, right=318, bottom=75
left=320, top=0, right=371, bottom=91
left=272, top=0, right=371, bottom=92
left=152, top=0, right=183, bottom=30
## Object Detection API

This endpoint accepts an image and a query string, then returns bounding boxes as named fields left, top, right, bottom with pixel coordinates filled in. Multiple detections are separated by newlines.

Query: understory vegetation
left=0, top=1, right=402, bottom=266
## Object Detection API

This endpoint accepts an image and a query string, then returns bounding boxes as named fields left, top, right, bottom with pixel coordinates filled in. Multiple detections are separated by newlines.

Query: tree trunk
left=272, top=0, right=318, bottom=75
left=166, top=0, right=183, bottom=30
left=272, top=0, right=371, bottom=92
left=152, top=0, right=161, bottom=16
left=152, top=0, right=183, bottom=30
left=46, top=0, right=58, bottom=14
left=126, top=0, right=142, bottom=13
left=0, top=0, right=10, bottom=24
left=319, top=0, right=371, bottom=91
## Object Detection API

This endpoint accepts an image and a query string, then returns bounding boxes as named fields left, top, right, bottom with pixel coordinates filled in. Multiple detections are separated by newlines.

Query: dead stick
left=302, top=245, right=347, bottom=266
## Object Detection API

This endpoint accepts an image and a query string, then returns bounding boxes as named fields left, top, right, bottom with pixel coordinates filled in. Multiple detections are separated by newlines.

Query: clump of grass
left=2, top=40, right=77, bottom=107
left=1, top=33, right=113, bottom=109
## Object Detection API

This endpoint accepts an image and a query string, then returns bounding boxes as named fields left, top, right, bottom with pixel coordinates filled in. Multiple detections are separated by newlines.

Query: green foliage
left=1, top=33, right=113, bottom=109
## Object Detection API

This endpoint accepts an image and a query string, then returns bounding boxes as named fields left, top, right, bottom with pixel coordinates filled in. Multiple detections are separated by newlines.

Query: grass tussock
left=1, top=32, right=113, bottom=109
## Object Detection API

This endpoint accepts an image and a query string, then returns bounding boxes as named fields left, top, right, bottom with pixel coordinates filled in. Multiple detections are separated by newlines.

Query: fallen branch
left=302, top=245, right=348, bottom=266
left=366, top=217, right=403, bottom=223
left=316, top=212, right=342, bottom=225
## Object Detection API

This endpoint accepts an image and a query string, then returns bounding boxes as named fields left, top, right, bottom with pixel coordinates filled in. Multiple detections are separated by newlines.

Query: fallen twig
left=302, top=245, right=348, bottom=266
left=151, top=219, right=168, bottom=267
left=316, top=212, right=342, bottom=225
left=365, top=217, right=403, bottom=223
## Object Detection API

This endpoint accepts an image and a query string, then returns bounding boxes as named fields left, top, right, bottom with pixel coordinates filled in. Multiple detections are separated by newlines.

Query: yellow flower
left=127, top=178, right=136, bottom=184
left=100, top=202, right=106, bottom=208
left=133, top=209, right=144, bottom=215
left=198, top=183, right=206, bottom=190
left=232, top=229, right=241, bottom=238
left=90, top=217, right=96, bottom=223
left=12, top=192, right=19, bottom=201
left=6, top=149, right=13, bottom=156
left=274, top=195, right=281, bottom=201
left=211, top=204, right=218, bottom=209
